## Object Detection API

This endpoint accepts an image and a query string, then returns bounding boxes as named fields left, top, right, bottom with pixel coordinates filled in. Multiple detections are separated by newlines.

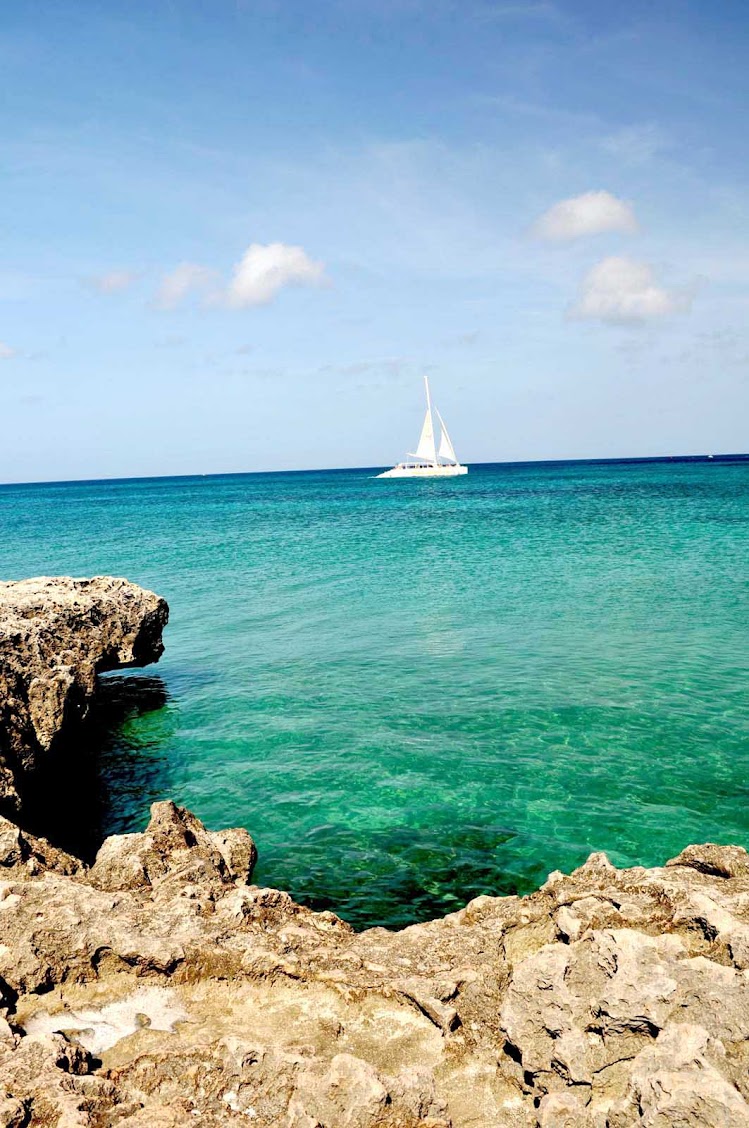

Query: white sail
left=414, top=407, right=437, bottom=462
left=436, top=410, right=457, bottom=464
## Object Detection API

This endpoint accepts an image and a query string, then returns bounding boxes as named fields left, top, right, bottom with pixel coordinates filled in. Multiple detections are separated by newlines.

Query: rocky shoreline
left=1, top=578, right=749, bottom=1125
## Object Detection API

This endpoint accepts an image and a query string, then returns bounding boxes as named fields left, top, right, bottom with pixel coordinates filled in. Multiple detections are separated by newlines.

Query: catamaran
left=377, top=376, right=468, bottom=478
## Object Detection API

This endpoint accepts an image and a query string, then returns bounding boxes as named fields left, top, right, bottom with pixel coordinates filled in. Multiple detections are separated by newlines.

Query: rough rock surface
left=1, top=806, right=749, bottom=1126
left=0, top=576, right=168, bottom=815
left=2, top=577, right=748, bottom=1125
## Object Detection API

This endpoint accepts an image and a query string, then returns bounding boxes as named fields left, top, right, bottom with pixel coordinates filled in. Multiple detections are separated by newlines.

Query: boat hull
left=376, top=463, right=468, bottom=479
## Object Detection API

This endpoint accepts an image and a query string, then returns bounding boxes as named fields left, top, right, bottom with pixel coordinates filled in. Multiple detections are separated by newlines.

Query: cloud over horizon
left=0, top=342, right=15, bottom=359
left=569, top=256, right=690, bottom=324
left=533, top=190, right=638, bottom=242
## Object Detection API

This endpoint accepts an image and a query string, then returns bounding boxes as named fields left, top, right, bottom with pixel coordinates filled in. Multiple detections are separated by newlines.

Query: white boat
left=377, top=377, right=468, bottom=479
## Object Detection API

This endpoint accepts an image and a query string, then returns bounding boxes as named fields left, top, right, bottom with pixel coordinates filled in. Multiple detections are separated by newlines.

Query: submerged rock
left=0, top=576, right=168, bottom=816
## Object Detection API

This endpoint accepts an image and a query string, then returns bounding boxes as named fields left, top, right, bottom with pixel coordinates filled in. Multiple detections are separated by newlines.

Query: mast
left=424, top=375, right=436, bottom=465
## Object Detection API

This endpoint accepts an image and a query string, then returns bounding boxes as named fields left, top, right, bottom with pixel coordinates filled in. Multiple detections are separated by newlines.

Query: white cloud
left=89, top=270, right=137, bottom=294
left=155, top=263, right=216, bottom=310
left=224, top=243, right=326, bottom=308
left=532, top=190, right=638, bottom=241
left=569, top=256, right=691, bottom=324
left=154, top=244, right=325, bottom=311
left=0, top=342, right=15, bottom=359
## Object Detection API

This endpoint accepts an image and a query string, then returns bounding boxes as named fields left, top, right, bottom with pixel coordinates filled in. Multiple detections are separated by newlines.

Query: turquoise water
left=2, top=460, right=749, bottom=928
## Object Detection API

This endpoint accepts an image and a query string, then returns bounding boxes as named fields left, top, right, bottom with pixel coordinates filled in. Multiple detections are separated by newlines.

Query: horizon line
left=2, top=451, right=749, bottom=490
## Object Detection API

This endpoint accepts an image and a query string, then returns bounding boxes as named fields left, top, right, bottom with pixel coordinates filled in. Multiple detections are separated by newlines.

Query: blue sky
left=2, top=0, right=748, bottom=481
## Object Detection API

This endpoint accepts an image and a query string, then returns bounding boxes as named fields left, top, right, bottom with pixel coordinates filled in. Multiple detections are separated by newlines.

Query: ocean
left=2, top=459, right=749, bottom=928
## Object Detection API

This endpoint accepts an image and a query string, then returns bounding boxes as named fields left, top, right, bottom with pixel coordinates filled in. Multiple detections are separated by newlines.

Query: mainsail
left=414, top=408, right=437, bottom=462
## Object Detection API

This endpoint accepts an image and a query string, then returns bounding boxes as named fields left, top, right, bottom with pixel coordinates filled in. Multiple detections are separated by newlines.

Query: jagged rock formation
left=0, top=576, right=168, bottom=816
left=1, top=801, right=749, bottom=1125
left=1, top=576, right=748, bottom=1124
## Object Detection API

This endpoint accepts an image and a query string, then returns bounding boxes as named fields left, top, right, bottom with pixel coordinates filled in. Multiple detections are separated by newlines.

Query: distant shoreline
left=2, top=451, right=749, bottom=490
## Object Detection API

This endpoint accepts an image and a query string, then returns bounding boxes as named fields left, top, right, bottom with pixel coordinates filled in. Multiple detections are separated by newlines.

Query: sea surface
left=2, top=459, right=749, bottom=928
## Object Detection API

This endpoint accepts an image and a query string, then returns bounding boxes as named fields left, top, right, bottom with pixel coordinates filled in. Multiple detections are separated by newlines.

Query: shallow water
left=2, top=460, right=749, bottom=928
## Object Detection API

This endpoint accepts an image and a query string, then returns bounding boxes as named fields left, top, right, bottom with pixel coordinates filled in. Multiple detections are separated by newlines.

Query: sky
left=2, top=0, right=749, bottom=482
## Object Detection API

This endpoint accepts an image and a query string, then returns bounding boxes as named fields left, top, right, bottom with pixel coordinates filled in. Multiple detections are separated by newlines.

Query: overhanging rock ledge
left=0, top=575, right=168, bottom=817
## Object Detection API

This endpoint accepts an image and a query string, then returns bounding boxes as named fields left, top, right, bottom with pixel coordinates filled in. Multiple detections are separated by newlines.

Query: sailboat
left=377, top=376, right=468, bottom=478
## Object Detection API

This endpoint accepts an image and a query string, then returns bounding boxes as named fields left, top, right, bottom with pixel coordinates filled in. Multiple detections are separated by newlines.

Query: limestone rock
left=0, top=576, right=168, bottom=816
left=608, top=1023, right=749, bottom=1125
left=208, top=827, right=259, bottom=885
left=2, top=831, right=749, bottom=1124
left=0, top=1031, right=119, bottom=1127
left=0, top=814, right=83, bottom=877
left=88, top=800, right=257, bottom=891
left=667, top=841, right=749, bottom=879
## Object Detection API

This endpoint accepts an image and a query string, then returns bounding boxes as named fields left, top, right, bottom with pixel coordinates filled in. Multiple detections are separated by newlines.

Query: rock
left=88, top=800, right=257, bottom=891
left=0, top=1093, right=26, bottom=1128
left=667, top=842, right=749, bottom=879
left=0, top=814, right=83, bottom=877
left=0, top=1032, right=118, bottom=1127
left=208, top=827, right=258, bottom=885
left=4, top=817, right=749, bottom=1125
left=0, top=576, right=168, bottom=816
left=608, top=1023, right=749, bottom=1125
left=538, top=1091, right=593, bottom=1128
left=294, top=1053, right=390, bottom=1127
